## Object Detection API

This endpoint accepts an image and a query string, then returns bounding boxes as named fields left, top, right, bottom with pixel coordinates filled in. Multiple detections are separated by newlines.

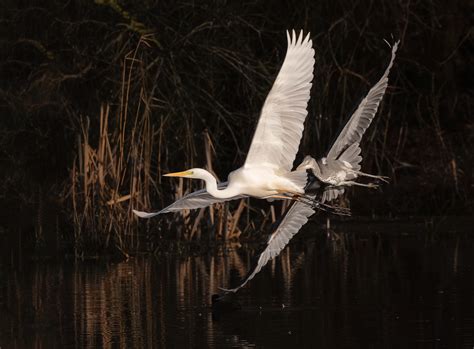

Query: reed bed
left=1, top=1, right=472, bottom=255
left=66, top=36, right=283, bottom=255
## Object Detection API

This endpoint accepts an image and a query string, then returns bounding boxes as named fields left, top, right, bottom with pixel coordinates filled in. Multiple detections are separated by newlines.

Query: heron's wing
left=329, top=142, right=363, bottom=181
left=245, top=30, right=315, bottom=171
left=133, top=182, right=245, bottom=219
left=327, top=41, right=399, bottom=160
left=222, top=197, right=315, bottom=292
left=321, top=187, right=345, bottom=203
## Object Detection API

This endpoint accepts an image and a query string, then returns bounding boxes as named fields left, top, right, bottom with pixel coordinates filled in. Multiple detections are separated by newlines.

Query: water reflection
left=1, top=221, right=473, bottom=348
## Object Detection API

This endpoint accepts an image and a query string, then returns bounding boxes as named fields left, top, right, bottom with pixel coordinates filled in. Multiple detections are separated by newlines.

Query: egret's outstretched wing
left=327, top=41, right=399, bottom=160
left=222, top=196, right=315, bottom=292
left=133, top=182, right=245, bottom=219
left=245, top=30, right=315, bottom=171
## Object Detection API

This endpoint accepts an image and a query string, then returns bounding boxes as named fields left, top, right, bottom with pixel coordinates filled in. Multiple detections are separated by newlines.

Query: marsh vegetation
left=1, top=1, right=472, bottom=256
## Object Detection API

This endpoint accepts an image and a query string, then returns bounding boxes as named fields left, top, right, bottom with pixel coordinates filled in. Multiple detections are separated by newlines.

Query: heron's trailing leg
left=348, top=170, right=390, bottom=183
left=343, top=181, right=379, bottom=189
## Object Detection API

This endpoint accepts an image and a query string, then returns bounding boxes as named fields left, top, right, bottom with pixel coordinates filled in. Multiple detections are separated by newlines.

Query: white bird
left=133, top=30, right=315, bottom=219
left=221, top=41, right=400, bottom=292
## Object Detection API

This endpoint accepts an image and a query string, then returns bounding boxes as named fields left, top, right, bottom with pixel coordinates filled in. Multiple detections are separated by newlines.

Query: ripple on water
left=1, top=222, right=473, bottom=348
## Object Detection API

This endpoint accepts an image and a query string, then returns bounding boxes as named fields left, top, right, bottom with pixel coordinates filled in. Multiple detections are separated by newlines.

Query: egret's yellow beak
left=163, top=170, right=193, bottom=177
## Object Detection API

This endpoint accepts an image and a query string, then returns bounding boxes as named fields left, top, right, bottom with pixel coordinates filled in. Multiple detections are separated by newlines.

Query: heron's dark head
left=304, top=170, right=325, bottom=192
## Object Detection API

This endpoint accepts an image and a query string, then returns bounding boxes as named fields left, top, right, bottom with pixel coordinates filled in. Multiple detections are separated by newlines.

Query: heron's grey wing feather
left=333, top=142, right=362, bottom=181
left=245, top=30, right=315, bottom=171
left=321, top=187, right=345, bottom=203
left=327, top=41, right=399, bottom=160
left=133, top=182, right=245, bottom=219
left=222, top=197, right=315, bottom=292
left=338, top=143, right=362, bottom=170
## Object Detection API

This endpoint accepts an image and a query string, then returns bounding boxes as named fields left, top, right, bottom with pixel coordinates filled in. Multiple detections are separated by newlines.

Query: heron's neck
left=201, top=170, right=239, bottom=199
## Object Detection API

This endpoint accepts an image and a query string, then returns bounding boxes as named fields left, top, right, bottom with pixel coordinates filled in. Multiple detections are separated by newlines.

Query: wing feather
left=222, top=197, right=315, bottom=292
left=327, top=41, right=399, bottom=160
left=337, top=142, right=362, bottom=176
left=321, top=187, right=345, bottom=203
left=133, top=182, right=245, bottom=218
left=245, top=30, right=315, bottom=170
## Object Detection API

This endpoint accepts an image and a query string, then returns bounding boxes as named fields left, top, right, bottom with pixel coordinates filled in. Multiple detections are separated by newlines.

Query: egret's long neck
left=200, top=171, right=239, bottom=199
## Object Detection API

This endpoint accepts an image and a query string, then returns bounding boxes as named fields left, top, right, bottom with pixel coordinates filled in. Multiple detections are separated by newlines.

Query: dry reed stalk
left=176, top=178, right=192, bottom=236
left=227, top=200, right=246, bottom=240
left=258, top=209, right=271, bottom=233
left=189, top=208, right=206, bottom=241
left=67, top=38, right=158, bottom=255
left=270, top=205, right=276, bottom=224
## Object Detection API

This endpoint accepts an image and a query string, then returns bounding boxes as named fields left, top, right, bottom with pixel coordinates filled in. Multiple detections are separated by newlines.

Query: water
left=1, top=219, right=473, bottom=348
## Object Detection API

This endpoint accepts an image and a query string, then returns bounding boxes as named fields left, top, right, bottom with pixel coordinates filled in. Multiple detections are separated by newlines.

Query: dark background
left=0, top=0, right=472, bottom=255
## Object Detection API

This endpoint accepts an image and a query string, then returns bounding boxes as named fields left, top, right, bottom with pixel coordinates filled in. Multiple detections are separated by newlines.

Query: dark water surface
left=1, top=219, right=473, bottom=348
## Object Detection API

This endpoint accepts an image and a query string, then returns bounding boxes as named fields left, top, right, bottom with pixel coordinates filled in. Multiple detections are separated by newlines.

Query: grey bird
left=304, top=40, right=399, bottom=203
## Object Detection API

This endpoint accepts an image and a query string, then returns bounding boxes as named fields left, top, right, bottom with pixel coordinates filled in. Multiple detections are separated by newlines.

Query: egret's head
left=163, top=168, right=207, bottom=179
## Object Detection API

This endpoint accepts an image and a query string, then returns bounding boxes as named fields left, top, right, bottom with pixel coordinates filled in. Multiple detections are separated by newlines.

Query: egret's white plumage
left=245, top=30, right=315, bottom=171
left=133, top=30, right=315, bottom=219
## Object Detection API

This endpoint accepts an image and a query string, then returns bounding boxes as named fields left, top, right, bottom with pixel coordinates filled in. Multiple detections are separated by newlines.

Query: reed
left=68, top=37, right=156, bottom=256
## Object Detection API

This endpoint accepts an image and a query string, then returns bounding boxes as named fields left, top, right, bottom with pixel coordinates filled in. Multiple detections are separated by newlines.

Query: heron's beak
left=163, top=170, right=193, bottom=177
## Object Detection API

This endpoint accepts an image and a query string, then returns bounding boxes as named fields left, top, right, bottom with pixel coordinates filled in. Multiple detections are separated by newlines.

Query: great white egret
left=133, top=30, right=315, bottom=218
left=221, top=41, right=399, bottom=292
